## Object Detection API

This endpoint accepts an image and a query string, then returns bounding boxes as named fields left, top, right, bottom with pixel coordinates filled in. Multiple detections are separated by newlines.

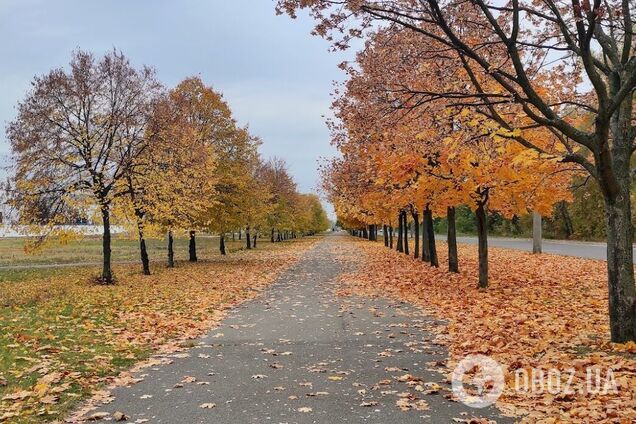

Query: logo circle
left=451, top=354, right=505, bottom=408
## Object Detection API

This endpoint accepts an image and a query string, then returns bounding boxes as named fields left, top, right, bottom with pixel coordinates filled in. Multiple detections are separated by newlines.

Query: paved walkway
left=88, top=235, right=511, bottom=423
left=452, top=235, right=633, bottom=262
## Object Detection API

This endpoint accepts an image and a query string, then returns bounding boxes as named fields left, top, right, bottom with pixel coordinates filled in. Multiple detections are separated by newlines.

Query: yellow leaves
left=613, top=341, right=636, bottom=354
left=0, top=238, right=319, bottom=423
left=2, top=391, right=32, bottom=401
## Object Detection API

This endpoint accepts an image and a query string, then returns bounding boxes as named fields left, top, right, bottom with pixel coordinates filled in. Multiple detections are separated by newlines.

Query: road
left=85, top=234, right=511, bottom=423
left=452, top=235, right=634, bottom=262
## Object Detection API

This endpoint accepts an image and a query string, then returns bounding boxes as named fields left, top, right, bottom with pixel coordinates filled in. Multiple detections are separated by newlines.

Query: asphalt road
left=86, top=234, right=512, bottom=423
left=452, top=235, right=635, bottom=262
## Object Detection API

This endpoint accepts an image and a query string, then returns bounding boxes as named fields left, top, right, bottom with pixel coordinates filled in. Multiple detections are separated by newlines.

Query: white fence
left=0, top=225, right=126, bottom=238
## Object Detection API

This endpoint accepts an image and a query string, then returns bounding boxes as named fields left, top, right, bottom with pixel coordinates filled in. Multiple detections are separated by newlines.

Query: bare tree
left=6, top=50, right=162, bottom=284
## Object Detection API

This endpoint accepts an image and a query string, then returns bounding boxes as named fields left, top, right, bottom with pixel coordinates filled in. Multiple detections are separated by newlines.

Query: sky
left=0, top=0, right=355, bottom=219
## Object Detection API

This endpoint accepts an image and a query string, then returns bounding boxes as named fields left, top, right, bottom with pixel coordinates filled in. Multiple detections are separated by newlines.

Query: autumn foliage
left=0, top=237, right=320, bottom=422
left=279, top=0, right=636, bottom=343
left=5, top=51, right=330, bottom=281
left=336, top=237, right=636, bottom=423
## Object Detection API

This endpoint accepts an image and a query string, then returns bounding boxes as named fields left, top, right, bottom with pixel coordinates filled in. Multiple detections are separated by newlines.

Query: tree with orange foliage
left=322, top=26, right=575, bottom=288
left=277, top=0, right=636, bottom=343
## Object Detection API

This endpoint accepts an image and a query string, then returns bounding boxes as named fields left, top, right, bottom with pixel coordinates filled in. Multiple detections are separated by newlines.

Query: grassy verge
left=0, top=236, right=320, bottom=423
left=0, top=234, right=249, bottom=268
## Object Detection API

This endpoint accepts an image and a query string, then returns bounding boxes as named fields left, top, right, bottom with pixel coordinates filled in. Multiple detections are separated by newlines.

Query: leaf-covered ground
left=0, top=237, right=319, bottom=423
left=335, top=237, right=636, bottom=423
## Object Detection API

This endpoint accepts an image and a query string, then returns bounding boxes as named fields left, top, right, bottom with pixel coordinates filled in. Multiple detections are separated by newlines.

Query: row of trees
left=278, top=0, right=636, bottom=342
left=6, top=50, right=329, bottom=283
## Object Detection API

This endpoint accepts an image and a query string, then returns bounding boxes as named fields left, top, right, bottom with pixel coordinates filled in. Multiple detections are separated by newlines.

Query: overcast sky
left=0, top=0, right=354, bottom=218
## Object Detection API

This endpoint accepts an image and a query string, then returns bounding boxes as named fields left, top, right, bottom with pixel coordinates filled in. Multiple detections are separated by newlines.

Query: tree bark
left=189, top=230, right=198, bottom=262
left=447, top=206, right=459, bottom=273
left=425, top=207, right=438, bottom=267
left=253, top=233, right=257, bottom=248
left=397, top=213, right=403, bottom=252
left=389, top=226, right=393, bottom=248
left=138, top=222, right=150, bottom=276
left=403, top=211, right=409, bottom=255
left=412, top=210, right=420, bottom=259
left=421, top=207, right=431, bottom=263
left=532, top=211, right=542, bottom=254
left=246, top=226, right=251, bottom=249
left=271, top=227, right=275, bottom=243
left=100, top=206, right=114, bottom=284
left=558, top=201, right=574, bottom=238
left=133, top=206, right=150, bottom=276
left=604, top=183, right=636, bottom=342
left=476, top=202, right=489, bottom=288
left=383, top=224, right=389, bottom=247
left=219, top=233, right=226, bottom=255
left=167, top=230, right=175, bottom=268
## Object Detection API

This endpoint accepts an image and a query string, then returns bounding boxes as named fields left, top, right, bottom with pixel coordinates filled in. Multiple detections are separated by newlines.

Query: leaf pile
left=335, top=238, right=636, bottom=423
left=0, top=238, right=318, bottom=423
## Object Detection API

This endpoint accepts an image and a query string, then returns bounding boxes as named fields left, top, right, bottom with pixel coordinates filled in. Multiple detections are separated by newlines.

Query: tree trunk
left=447, top=206, right=459, bottom=273
left=397, top=213, right=403, bottom=252
left=532, top=211, right=542, bottom=254
left=604, top=185, right=636, bottom=342
left=189, top=230, right=198, bottom=262
left=425, top=207, right=438, bottom=267
left=138, top=222, right=150, bottom=276
left=602, top=99, right=636, bottom=342
left=100, top=207, right=114, bottom=284
left=238, top=230, right=242, bottom=240
left=246, top=226, right=251, bottom=249
left=271, top=227, right=275, bottom=243
left=133, top=206, right=150, bottom=276
left=253, top=233, right=257, bottom=248
left=389, top=226, right=393, bottom=248
left=476, top=202, right=488, bottom=289
left=383, top=224, right=389, bottom=247
left=422, top=207, right=431, bottom=263
left=558, top=201, right=574, bottom=238
left=412, top=211, right=420, bottom=259
left=219, top=234, right=226, bottom=255
left=167, top=230, right=175, bottom=268
left=403, top=211, right=409, bottom=255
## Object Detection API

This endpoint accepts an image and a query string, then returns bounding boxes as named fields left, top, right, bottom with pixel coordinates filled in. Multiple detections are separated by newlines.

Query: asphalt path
left=86, top=234, right=512, bottom=423
left=452, top=235, right=634, bottom=262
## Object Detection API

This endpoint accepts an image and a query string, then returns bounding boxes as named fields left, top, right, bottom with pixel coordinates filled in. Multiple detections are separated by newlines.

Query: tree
left=6, top=50, right=161, bottom=284
left=260, top=158, right=299, bottom=242
left=278, top=0, right=636, bottom=342
left=119, top=79, right=218, bottom=272
left=321, top=27, right=573, bottom=287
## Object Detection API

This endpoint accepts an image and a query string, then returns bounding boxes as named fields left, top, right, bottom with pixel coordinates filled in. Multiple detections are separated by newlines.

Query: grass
left=0, top=234, right=256, bottom=284
left=0, top=235, right=319, bottom=423
left=0, top=233, right=249, bottom=267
